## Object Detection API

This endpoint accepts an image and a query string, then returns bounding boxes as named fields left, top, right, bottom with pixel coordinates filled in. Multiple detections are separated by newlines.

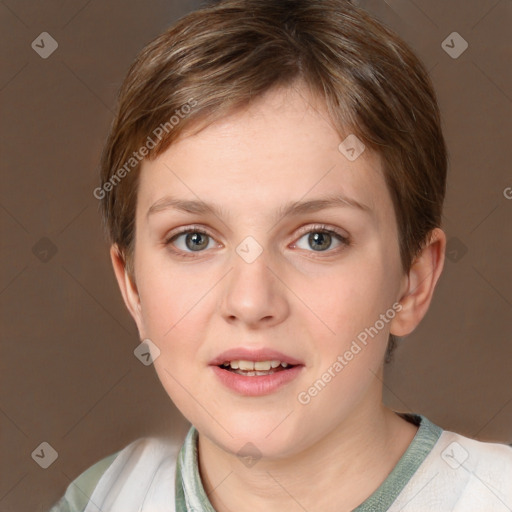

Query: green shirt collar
left=175, top=413, right=443, bottom=512
left=353, top=413, right=443, bottom=511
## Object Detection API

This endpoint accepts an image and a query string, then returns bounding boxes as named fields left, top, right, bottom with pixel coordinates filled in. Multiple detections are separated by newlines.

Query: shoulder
left=48, top=449, right=120, bottom=512
left=437, top=429, right=512, bottom=488
left=392, top=425, right=512, bottom=512
left=48, top=436, right=181, bottom=512
left=437, top=429, right=512, bottom=476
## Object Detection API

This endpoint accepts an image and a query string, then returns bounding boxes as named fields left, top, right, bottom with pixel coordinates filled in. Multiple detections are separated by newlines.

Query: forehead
left=137, top=85, right=392, bottom=225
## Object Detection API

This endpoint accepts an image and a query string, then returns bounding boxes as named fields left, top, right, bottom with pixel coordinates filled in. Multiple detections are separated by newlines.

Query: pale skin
left=111, top=83, right=446, bottom=512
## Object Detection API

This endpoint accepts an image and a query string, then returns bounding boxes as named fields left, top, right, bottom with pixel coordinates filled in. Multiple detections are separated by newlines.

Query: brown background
left=1, top=0, right=511, bottom=510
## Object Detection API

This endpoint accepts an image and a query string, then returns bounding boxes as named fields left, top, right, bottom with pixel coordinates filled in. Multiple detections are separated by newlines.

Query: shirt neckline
left=353, top=412, right=443, bottom=511
left=175, top=412, right=443, bottom=512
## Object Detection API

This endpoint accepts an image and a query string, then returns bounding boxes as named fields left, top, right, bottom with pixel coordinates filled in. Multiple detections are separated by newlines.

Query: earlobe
left=390, top=228, right=446, bottom=337
left=110, top=244, right=145, bottom=335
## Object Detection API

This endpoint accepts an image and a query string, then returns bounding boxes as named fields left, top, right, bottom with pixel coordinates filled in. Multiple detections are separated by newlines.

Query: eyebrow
left=146, top=193, right=371, bottom=222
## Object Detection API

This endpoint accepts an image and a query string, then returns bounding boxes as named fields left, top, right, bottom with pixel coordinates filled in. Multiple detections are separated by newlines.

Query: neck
left=197, top=398, right=418, bottom=512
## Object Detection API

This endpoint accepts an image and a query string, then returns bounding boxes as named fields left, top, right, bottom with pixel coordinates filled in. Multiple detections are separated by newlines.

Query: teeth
left=254, top=361, right=271, bottom=371
left=238, top=360, right=254, bottom=371
left=221, top=359, right=291, bottom=370
left=233, top=370, right=273, bottom=376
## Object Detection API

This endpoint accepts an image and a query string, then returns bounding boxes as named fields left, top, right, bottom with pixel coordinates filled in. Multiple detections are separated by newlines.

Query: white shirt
left=50, top=414, right=512, bottom=512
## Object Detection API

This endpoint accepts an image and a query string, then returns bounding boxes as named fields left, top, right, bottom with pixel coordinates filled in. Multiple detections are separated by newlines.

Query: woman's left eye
left=293, top=227, right=348, bottom=252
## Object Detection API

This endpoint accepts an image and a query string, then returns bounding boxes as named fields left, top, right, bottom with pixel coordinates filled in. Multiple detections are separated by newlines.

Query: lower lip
left=211, top=365, right=304, bottom=396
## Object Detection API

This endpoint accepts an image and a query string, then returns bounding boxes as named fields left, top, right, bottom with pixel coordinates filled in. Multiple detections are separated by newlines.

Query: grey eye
left=171, top=231, right=214, bottom=252
left=185, top=232, right=210, bottom=251
left=295, top=231, right=343, bottom=252
left=307, top=232, right=332, bottom=251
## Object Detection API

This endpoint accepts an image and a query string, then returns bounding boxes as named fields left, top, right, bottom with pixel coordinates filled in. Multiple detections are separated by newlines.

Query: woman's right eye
left=166, top=229, right=217, bottom=253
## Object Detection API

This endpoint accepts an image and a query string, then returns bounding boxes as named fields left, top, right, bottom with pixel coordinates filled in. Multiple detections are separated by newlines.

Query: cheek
left=301, top=256, right=401, bottom=381
left=296, top=272, right=394, bottom=416
left=309, top=259, right=393, bottom=332
left=135, top=248, right=212, bottom=336
left=139, top=278, right=212, bottom=418
left=135, top=244, right=226, bottom=346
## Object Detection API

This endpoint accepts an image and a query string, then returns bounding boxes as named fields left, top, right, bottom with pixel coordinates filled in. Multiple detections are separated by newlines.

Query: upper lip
left=209, top=348, right=304, bottom=366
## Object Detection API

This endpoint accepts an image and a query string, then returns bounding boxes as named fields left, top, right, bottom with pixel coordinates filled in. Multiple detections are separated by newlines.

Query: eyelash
left=164, top=223, right=350, bottom=259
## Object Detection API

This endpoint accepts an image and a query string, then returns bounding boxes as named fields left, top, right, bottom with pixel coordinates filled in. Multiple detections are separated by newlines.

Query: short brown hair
left=98, top=0, right=447, bottom=360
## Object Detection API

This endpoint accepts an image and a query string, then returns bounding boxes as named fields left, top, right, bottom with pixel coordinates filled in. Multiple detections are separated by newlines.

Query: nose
left=219, top=247, right=290, bottom=329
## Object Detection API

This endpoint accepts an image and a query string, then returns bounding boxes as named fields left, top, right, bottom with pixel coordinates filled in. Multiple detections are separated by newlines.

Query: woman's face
left=120, top=85, right=408, bottom=458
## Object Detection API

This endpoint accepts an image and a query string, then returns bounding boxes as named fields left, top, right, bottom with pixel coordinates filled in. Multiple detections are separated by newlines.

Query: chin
left=197, top=412, right=309, bottom=460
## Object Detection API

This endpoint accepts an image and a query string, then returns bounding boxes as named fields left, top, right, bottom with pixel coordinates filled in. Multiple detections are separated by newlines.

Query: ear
left=110, top=244, right=145, bottom=338
left=390, top=228, right=446, bottom=337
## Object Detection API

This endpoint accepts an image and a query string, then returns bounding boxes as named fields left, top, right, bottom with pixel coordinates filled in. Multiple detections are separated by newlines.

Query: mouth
left=209, top=348, right=304, bottom=396
left=218, top=359, right=297, bottom=376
